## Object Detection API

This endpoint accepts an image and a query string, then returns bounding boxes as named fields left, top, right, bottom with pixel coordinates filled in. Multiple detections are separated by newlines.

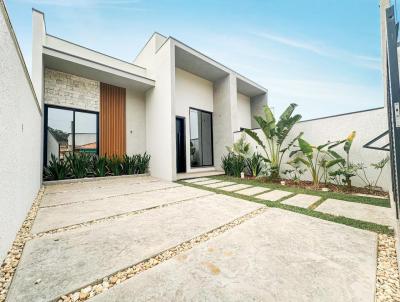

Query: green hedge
left=44, top=152, right=150, bottom=181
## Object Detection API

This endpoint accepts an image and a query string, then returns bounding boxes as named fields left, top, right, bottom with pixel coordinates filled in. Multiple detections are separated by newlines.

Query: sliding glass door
left=190, top=108, right=213, bottom=167
left=45, top=105, right=98, bottom=165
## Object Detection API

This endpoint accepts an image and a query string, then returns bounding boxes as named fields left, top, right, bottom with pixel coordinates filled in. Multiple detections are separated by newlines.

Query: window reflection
left=46, top=106, right=98, bottom=165
left=190, top=108, right=213, bottom=167
left=47, top=107, right=73, bottom=164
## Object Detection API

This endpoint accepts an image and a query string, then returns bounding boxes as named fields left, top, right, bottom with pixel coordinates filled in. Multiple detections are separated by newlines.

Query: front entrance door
left=176, top=117, right=186, bottom=173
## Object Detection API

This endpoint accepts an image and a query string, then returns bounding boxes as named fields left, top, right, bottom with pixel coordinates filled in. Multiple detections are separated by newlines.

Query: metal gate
left=385, top=5, right=400, bottom=219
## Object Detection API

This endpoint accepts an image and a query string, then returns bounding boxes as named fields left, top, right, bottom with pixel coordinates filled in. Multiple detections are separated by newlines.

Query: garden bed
left=210, top=175, right=391, bottom=208
left=247, top=177, right=388, bottom=197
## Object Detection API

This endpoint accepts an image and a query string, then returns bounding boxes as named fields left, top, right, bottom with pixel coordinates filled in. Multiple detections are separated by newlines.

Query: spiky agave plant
left=44, top=154, right=69, bottom=180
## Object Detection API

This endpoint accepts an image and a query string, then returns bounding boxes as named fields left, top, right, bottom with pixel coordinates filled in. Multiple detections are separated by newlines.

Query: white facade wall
left=237, top=92, right=251, bottom=129
left=44, top=68, right=100, bottom=112
left=175, top=68, right=214, bottom=172
left=213, top=75, right=237, bottom=171
left=235, top=108, right=391, bottom=191
left=126, top=88, right=146, bottom=155
left=45, top=35, right=147, bottom=78
left=0, top=3, right=42, bottom=262
left=144, top=40, right=175, bottom=180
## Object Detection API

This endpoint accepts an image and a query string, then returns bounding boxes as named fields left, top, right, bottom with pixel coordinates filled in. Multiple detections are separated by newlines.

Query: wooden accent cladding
left=100, top=83, right=126, bottom=157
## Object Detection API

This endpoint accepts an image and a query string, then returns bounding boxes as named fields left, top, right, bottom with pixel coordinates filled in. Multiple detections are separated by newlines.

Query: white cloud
left=252, top=31, right=381, bottom=71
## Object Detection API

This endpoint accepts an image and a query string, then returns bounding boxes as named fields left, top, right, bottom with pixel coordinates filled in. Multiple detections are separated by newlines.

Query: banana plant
left=226, top=133, right=250, bottom=158
left=290, top=138, right=343, bottom=187
left=244, top=103, right=302, bottom=178
left=327, top=131, right=357, bottom=188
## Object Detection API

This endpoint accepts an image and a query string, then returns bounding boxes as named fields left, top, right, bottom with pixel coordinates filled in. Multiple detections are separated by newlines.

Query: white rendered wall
left=175, top=68, right=214, bottom=172
left=237, top=92, right=251, bottom=129
left=235, top=108, right=391, bottom=191
left=126, top=88, right=146, bottom=155
left=45, top=35, right=147, bottom=78
left=213, top=75, right=237, bottom=171
left=0, top=3, right=42, bottom=262
left=145, top=40, right=175, bottom=180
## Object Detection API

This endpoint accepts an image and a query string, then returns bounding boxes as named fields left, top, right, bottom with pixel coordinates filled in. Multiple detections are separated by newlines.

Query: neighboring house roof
left=76, top=142, right=97, bottom=150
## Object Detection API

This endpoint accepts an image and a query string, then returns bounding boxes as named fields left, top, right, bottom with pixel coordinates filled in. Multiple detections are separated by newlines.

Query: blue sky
left=5, top=0, right=384, bottom=119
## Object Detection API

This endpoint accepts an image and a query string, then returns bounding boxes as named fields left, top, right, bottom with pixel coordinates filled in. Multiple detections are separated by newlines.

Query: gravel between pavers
left=0, top=187, right=44, bottom=302
left=376, top=234, right=400, bottom=302
left=32, top=194, right=211, bottom=239
left=56, top=207, right=268, bottom=302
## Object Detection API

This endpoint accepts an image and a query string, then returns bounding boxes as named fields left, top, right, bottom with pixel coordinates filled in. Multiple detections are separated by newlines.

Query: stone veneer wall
left=44, top=68, right=100, bottom=111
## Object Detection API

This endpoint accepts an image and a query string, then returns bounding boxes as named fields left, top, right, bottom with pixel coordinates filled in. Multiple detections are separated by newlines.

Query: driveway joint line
left=56, top=206, right=267, bottom=302
left=40, top=185, right=182, bottom=209
left=31, top=192, right=215, bottom=239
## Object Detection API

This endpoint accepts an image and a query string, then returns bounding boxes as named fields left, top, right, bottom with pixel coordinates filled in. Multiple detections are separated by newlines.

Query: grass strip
left=208, top=175, right=391, bottom=208
left=178, top=181, right=394, bottom=236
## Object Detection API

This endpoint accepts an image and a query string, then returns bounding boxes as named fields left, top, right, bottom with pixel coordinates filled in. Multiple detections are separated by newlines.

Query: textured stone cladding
left=44, top=68, right=100, bottom=111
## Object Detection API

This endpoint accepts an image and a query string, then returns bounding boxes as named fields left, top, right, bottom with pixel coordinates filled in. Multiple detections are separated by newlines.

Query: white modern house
left=32, top=9, right=268, bottom=181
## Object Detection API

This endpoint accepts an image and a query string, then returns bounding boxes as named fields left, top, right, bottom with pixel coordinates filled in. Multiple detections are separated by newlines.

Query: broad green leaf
left=298, top=138, right=313, bottom=160
left=244, top=129, right=265, bottom=149
left=293, top=156, right=310, bottom=167
left=326, top=158, right=345, bottom=168
left=263, top=106, right=276, bottom=131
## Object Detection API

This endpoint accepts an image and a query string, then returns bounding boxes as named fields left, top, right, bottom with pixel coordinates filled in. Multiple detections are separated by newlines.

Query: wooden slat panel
left=100, top=83, right=126, bottom=157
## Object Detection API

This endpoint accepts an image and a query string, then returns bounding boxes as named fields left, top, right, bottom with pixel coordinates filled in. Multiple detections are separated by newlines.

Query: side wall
left=0, top=2, right=42, bottom=261
left=235, top=108, right=391, bottom=190
left=175, top=68, right=214, bottom=172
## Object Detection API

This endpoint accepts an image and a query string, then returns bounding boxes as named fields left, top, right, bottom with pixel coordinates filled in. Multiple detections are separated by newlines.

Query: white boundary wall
left=234, top=108, right=391, bottom=191
left=0, top=2, right=42, bottom=261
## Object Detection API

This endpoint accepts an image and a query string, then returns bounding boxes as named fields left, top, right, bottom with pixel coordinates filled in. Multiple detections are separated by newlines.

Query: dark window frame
left=189, top=107, right=214, bottom=168
left=43, top=104, right=99, bottom=167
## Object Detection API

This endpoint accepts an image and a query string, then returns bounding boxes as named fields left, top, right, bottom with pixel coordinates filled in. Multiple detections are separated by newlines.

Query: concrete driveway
left=6, top=176, right=377, bottom=302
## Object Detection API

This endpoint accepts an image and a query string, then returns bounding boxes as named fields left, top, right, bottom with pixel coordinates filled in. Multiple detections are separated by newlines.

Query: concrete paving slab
left=40, top=180, right=180, bottom=207
left=7, top=195, right=262, bottom=302
left=183, top=178, right=210, bottom=183
left=281, top=194, right=321, bottom=208
left=32, top=186, right=214, bottom=234
left=205, top=181, right=236, bottom=188
left=44, top=176, right=156, bottom=194
left=235, top=186, right=269, bottom=196
left=256, top=190, right=293, bottom=201
left=193, top=179, right=222, bottom=185
left=219, top=184, right=252, bottom=192
left=91, top=208, right=377, bottom=302
left=316, top=199, right=394, bottom=226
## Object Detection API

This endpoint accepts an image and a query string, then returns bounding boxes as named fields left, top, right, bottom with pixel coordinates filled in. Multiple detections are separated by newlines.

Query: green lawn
left=209, top=175, right=391, bottom=208
left=178, top=179, right=394, bottom=236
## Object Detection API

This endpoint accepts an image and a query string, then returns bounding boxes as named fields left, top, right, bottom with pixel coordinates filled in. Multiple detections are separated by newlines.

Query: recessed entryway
left=176, top=116, right=186, bottom=173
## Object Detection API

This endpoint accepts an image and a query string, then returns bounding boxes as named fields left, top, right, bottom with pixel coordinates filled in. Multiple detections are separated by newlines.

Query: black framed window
left=44, top=105, right=99, bottom=165
left=189, top=108, right=213, bottom=167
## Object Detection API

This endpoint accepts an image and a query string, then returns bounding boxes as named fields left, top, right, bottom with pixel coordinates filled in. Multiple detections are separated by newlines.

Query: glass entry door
left=190, top=108, right=213, bottom=167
